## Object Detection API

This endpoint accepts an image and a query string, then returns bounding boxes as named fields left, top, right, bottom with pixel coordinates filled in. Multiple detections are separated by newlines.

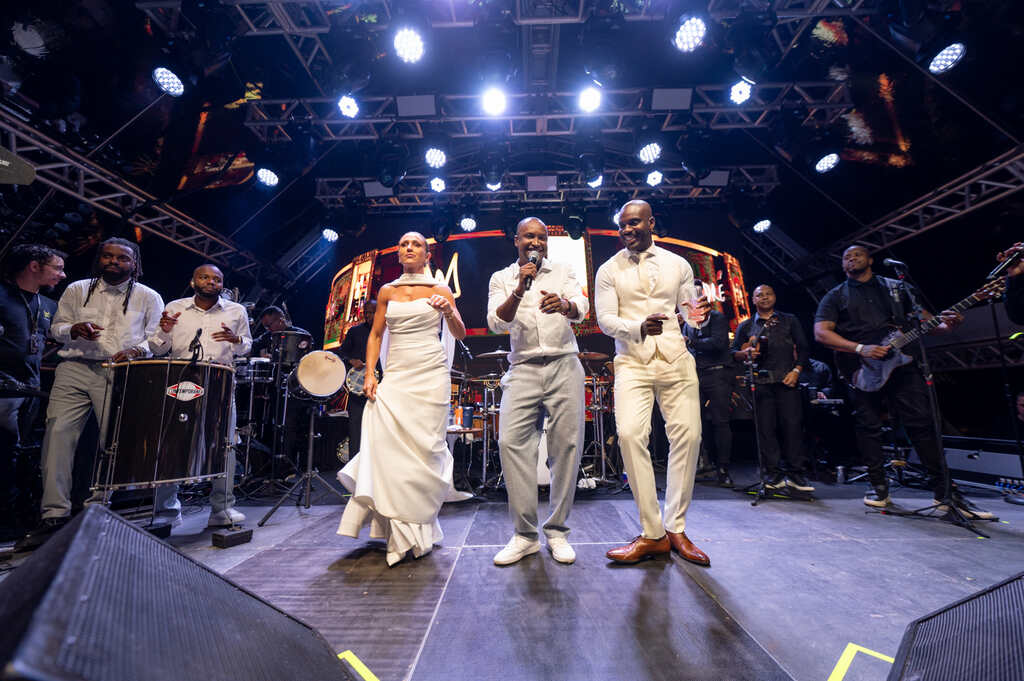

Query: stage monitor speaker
left=0, top=506, right=355, bottom=681
left=0, top=147, right=35, bottom=185
left=887, top=571, right=1024, bottom=681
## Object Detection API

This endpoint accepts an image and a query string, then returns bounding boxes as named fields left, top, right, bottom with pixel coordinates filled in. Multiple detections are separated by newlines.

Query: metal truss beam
left=707, top=0, right=881, bottom=20
left=927, top=338, right=1024, bottom=372
left=0, top=108, right=280, bottom=283
left=244, top=82, right=851, bottom=143
left=135, top=1, right=196, bottom=38
left=316, top=165, right=779, bottom=213
left=798, top=143, right=1024, bottom=279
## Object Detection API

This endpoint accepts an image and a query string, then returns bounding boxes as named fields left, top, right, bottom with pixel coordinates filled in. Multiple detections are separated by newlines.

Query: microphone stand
left=737, top=349, right=771, bottom=505
left=876, top=265, right=993, bottom=536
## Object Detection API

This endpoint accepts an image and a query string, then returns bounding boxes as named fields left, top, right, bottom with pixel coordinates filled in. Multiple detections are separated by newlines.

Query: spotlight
left=337, top=95, right=359, bottom=118
left=486, top=181, right=501, bottom=191
left=430, top=206, right=452, bottom=243
left=322, top=228, right=340, bottom=242
left=726, top=8, right=776, bottom=84
left=578, top=86, right=602, bottom=113
left=638, top=142, right=662, bottom=165
left=576, top=132, right=604, bottom=187
left=673, top=15, right=707, bottom=53
left=394, top=27, right=424, bottom=64
left=425, top=146, right=447, bottom=169
left=152, top=67, right=184, bottom=97
left=563, top=204, right=586, bottom=240
left=814, top=152, right=840, bottom=174
left=730, top=80, right=752, bottom=104
left=459, top=216, right=477, bottom=232
left=587, top=175, right=603, bottom=189
left=430, top=176, right=446, bottom=192
left=680, top=129, right=715, bottom=180
left=480, top=139, right=508, bottom=190
left=646, top=169, right=663, bottom=187
left=752, top=219, right=771, bottom=233
left=928, top=42, right=965, bottom=74
left=256, top=167, right=279, bottom=187
left=482, top=87, right=507, bottom=115
left=376, top=140, right=409, bottom=188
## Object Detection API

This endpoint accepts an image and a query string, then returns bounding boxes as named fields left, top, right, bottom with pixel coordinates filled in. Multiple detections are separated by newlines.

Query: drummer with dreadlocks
left=16, top=238, right=163, bottom=551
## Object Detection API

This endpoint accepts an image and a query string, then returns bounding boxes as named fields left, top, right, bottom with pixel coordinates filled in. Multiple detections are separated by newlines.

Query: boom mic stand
left=873, top=264, right=995, bottom=536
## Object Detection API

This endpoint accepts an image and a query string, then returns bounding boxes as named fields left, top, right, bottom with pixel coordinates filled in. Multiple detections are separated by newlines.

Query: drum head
left=294, top=351, right=347, bottom=398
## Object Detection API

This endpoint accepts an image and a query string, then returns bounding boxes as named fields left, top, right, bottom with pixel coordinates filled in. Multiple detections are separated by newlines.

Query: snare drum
left=96, top=359, right=233, bottom=489
left=234, top=356, right=273, bottom=384
left=288, top=350, right=347, bottom=401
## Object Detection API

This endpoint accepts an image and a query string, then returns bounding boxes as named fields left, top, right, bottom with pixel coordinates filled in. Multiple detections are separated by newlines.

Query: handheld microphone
left=457, top=339, right=474, bottom=360
left=524, top=250, right=540, bottom=291
left=883, top=258, right=907, bottom=269
left=988, top=246, right=1024, bottom=280
left=188, top=328, right=202, bottom=352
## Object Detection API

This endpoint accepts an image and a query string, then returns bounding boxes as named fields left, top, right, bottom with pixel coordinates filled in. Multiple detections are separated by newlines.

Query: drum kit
left=450, top=348, right=619, bottom=491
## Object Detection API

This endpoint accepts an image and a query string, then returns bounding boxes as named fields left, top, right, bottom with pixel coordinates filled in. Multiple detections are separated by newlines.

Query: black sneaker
left=14, top=516, right=68, bottom=552
left=785, top=473, right=815, bottom=493
left=765, top=473, right=787, bottom=490
left=717, top=468, right=734, bottom=488
left=863, top=484, right=892, bottom=508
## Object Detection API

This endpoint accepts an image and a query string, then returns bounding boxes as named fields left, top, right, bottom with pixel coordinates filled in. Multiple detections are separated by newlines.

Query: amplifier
left=942, top=436, right=1024, bottom=489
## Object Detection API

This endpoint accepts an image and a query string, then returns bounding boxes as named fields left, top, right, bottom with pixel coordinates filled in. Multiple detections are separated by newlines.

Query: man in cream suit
left=595, top=200, right=711, bottom=566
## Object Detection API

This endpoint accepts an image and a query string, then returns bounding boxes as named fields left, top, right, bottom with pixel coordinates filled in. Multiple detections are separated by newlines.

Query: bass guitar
left=848, top=279, right=1004, bottom=393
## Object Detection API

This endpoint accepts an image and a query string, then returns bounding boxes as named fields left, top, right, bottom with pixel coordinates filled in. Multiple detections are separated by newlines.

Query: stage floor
left=150, top=478, right=1024, bottom=681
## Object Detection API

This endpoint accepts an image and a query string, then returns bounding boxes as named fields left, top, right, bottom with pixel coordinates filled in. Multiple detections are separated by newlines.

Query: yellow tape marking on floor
left=827, top=642, right=895, bottom=681
left=338, top=650, right=381, bottom=681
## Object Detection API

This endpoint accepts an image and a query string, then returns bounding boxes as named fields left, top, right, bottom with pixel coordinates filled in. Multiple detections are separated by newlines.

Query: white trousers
left=613, top=352, right=702, bottom=538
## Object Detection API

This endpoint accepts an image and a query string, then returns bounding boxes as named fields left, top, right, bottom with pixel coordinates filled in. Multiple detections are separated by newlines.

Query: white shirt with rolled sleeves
left=487, top=258, right=589, bottom=364
left=49, top=278, right=164, bottom=360
left=147, top=296, right=252, bottom=364
left=595, top=244, right=703, bottom=365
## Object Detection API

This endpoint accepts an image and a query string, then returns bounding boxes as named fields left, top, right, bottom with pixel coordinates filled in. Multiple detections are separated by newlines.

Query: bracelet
left=855, top=344, right=864, bottom=355
left=511, top=290, right=523, bottom=300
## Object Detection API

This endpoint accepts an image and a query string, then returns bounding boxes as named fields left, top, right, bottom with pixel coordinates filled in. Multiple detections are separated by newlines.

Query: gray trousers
left=497, top=354, right=585, bottom=541
left=40, top=361, right=113, bottom=520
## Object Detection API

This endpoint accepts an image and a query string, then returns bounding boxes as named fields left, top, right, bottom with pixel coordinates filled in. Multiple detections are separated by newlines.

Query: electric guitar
left=344, top=364, right=381, bottom=396
left=848, top=279, right=1005, bottom=393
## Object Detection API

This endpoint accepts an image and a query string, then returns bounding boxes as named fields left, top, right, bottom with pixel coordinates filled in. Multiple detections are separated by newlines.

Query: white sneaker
left=493, top=535, right=540, bottom=566
left=207, top=508, right=246, bottom=528
left=547, top=537, right=576, bottom=564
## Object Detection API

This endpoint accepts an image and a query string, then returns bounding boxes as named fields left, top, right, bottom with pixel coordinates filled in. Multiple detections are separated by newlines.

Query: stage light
left=256, top=167, right=279, bottom=187
left=430, top=176, right=446, bottom=192
left=928, top=42, right=965, bottom=74
left=646, top=169, right=663, bottom=187
left=638, top=142, right=662, bottom=165
left=814, top=152, right=840, bottom=173
left=730, top=80, right=752, bottom=104
left=376, top=140, right=409, bottom=188
left=394, top=27, right=424, bottom=63
left=673, top=16, right=707, bottom=53
left=337, top=95, right=359, bottom=118
left=431, top=206, right=452, bottom=243
left=482, top=87, right=507, bottom=115
left=152, top=67, right=184, bottom=97
left=486, top=181, right=501, bottom=191
left=563, top=204, right=586, bottom=239
left=322, top=228, right=339, bottom=242
left=753, top=219, right=771, bottom=233
left=578, top=86, right=601, bottom=113
left=459, top=216, right=477, bottom=232
left=587, top=175, right=603, bottom=189
left=425, top=146, right=447, bottom=169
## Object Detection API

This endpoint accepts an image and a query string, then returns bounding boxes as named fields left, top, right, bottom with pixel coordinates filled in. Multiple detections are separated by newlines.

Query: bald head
left=616, top=200, right=655, bottom=252
left=514, top=217, right=549, bottom=263
left=192, top=263, right=225, bottom=301
left=516, top=217, right=546, bottom=237
left=193, top=263, right=224, bottom=280
left=620, top=199, right=652, bottom=219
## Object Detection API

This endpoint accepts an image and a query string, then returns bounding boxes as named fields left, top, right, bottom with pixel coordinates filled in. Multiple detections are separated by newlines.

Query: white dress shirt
left=148, top=296, right=252, bottom=365
left=50, top=278, right=164, bottom=360
left=487, top=258, right=590, bottom=364
left=595, top=245, right=701, bottom=364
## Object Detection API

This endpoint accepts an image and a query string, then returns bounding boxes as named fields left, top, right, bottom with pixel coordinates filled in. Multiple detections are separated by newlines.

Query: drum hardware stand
left=867, top=266, right=996, bottom=536
left=476, top=377, right=502, bottom=492
left=258, top=403, right=347, bottom=526
left=580, top=377, right=617, bottom=485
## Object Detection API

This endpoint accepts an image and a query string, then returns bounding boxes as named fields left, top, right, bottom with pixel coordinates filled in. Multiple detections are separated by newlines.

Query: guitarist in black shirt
left=813, top=245, right=992, bottom=519
left=731, top=285, right=814, bottom=493
left=335, top=298, right=377, bottom=459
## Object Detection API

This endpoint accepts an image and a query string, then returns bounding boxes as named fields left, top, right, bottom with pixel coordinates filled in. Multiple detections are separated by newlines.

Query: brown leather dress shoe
left=605, top=535, right=671, bottom=564
left=666, top=530, right=710, bottom=566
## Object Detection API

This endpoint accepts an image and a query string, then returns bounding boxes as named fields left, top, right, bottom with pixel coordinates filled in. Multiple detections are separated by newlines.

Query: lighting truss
left=134, top=1, right=196, bottom=38
left=244, top=82, right=851, bottom=142
left=315, top=165, right=779, bottom=214
left=0, top=107, right=279, bottom=283
left=925, top=338, right=1024, bottom=372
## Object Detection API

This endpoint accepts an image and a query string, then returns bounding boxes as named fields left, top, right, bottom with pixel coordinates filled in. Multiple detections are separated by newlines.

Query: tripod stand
left=258, top=402, right=346, bottom=527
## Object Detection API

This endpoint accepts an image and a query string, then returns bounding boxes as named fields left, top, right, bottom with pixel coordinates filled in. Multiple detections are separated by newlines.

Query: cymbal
left=476, top=349, right=509, bottom=359
left=468, top=373, right=503, bottom=383
left=578, top=351, right=609, bottom=361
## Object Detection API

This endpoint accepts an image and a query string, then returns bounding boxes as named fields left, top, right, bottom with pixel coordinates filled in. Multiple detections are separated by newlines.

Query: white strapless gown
left=336, top=299, right=456, bottom=565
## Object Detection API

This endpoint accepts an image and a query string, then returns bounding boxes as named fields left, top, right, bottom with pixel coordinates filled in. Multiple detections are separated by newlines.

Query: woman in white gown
left=337, top=232, right=467, bottom=565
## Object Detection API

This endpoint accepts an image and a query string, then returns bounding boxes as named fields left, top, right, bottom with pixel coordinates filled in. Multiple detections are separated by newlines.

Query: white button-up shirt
left=487, top=258, right=589, bottom=364
left=595, top=245, right=702, bottom=364
left=148, top=296, right=252, bottom=365
left=50, top=278, right=164, bottom=360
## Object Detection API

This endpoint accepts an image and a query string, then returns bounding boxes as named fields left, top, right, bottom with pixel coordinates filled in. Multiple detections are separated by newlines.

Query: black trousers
left=850, top=363, right=944, bottom=494
left=347, top=394, right=366, bottom=458
left=754, top=382, right=804, bottom=475
left=697, top=368, right=733, bottom=468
